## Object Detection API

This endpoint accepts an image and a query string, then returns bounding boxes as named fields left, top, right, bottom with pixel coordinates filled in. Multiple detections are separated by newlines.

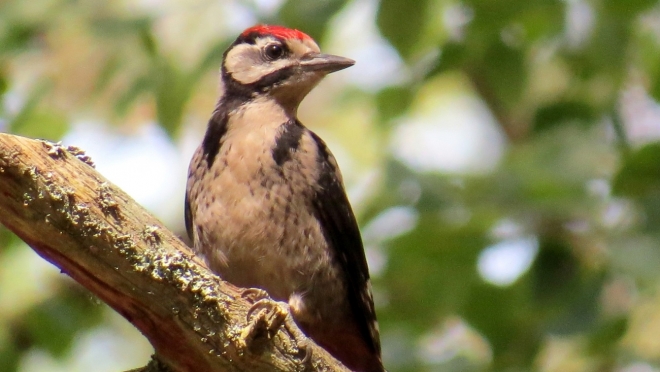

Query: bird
left=184, top=25, right=383, bottom=372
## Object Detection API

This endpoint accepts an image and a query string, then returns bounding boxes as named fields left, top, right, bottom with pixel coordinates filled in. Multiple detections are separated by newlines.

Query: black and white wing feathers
left=308, top=130, right=381, bottom=355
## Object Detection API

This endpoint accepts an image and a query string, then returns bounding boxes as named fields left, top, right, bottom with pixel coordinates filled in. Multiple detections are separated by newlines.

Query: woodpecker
left=185, top=25, right=383, bottom=371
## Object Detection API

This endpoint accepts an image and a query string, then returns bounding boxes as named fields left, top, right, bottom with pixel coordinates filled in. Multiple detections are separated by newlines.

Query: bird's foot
left=277, top=303, right=311, bottom=367
left=238, top=289, right=311, bottom=368
left=239, top=289, right=283, bottom=349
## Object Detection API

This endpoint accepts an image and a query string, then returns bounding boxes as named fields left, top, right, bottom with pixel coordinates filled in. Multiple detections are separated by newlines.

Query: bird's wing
left=308, top=130, right=381, bottom=354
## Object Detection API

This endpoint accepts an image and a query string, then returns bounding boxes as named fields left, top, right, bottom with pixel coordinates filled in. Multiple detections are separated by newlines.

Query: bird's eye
left=264, top=44, right=284, bottom=60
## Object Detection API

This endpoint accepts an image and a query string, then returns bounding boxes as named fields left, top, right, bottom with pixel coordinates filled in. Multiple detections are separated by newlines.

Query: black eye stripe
left=221, top=36, right=296, bottom=94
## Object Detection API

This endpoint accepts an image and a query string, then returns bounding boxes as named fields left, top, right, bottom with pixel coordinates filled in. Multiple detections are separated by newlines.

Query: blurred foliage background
left=2, top=0, right=660, bottom=371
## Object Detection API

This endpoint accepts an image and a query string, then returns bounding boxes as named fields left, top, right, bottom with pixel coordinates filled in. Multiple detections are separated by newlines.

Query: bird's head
left=220, top=25, right=354, bottom=111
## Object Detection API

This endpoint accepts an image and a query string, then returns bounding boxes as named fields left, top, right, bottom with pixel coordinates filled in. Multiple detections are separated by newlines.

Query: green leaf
left=602, top=0, right=656, bottom=21
left=89, top=16, right=152, bottom=38
left=192, top=38, right=233, bottom=82
left=0, top=68, right=8, bottom=98
left=375, top=85, right=414, bottom=124
left=650, top=70, right=660, bottom=103
left=278, top=0, right=348, bottom=40
left=93, top=55, right=121, bottom=94
left=383, top=212, right=487, bottom=327
left=8, top=83, right=70, bottom=140
left=376, top=0, right=429, bottom=59
left=8, top=82, right=49, bottom=128
left=516, top=1, right=564, bottom=41
left=153, top=60, right=185, bottom=137
left=586, top=316, right=628, bottom=354
left=466, top=0, right=564, bottom=36
left=21, top=286, right=104, bottom=357
left=0, top=340, right=20, bottom=372
left=530, top=236, right=581, bottom=307
left=139, top=25, right=158, bottom=58
left=561, top=15, right=629, bottom=104
left=426, top=42, right=468, bottom=78
left=114, top=75, right=152, bottom=116
left=10, top=110, right=69, bottom=140
left=533, top=100, right=596, bottom=133
left=461, top=282, right=542, bottom=368
left=480, top=40, right=526, bottom=107
left=153, top=58, right=202, bottom=137
left=613, top=142, right=660, bottom=198
left=0, top=227, right=22, bottom=254
left=0, top=22, right=43, bottom=54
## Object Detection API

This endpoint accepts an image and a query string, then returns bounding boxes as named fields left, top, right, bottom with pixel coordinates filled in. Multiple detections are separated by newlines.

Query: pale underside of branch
left=0, top=133, right=349, bottom=372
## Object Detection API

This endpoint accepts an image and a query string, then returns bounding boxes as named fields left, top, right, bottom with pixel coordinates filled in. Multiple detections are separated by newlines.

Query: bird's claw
left=278, top=305, right=312, bottom=367
left=240, top=288, right=287, bottom=348
left=270, top=302, right=312, bottom=369
left=239, top=294, right=312, bottom=368
left=240, top=287, right=270, bottom=304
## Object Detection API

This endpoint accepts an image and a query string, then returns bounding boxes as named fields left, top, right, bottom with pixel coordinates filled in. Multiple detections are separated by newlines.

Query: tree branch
left=0, top=133, right=348, bottom=372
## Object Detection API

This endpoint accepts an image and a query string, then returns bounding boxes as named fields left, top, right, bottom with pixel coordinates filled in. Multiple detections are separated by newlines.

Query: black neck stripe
left=272, top=119, right=305, bottom=166
left=201, top=109, right=229, bottom=167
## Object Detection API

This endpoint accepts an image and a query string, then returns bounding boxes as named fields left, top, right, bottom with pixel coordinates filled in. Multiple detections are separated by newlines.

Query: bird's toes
left=239, top=298, right=311, bottom=368
left=239, top=298, right=288, bottom=350
left=279, top=305, right=312, bottom=368
left=240, top=287, right=271, bottom=304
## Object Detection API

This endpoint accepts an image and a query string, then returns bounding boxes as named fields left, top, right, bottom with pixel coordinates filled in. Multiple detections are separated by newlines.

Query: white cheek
left=225, top=44, right=262, bottom=84
left=225, top=44, right=295, bottom=85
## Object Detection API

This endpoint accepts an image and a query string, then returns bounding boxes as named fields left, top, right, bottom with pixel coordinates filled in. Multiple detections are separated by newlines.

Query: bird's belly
left=195, top=175, right=334, bottom=302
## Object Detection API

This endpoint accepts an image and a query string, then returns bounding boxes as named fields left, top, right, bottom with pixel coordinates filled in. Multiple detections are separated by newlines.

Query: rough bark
left=0, top=133, right=349, bottom=372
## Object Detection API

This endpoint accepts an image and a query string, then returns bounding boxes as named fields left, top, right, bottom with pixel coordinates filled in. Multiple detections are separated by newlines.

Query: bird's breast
left=189, top=130, right=340, bottom=302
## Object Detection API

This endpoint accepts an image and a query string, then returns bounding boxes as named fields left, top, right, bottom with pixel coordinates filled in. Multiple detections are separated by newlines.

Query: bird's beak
left=300, top=53, right=355, bottom=73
